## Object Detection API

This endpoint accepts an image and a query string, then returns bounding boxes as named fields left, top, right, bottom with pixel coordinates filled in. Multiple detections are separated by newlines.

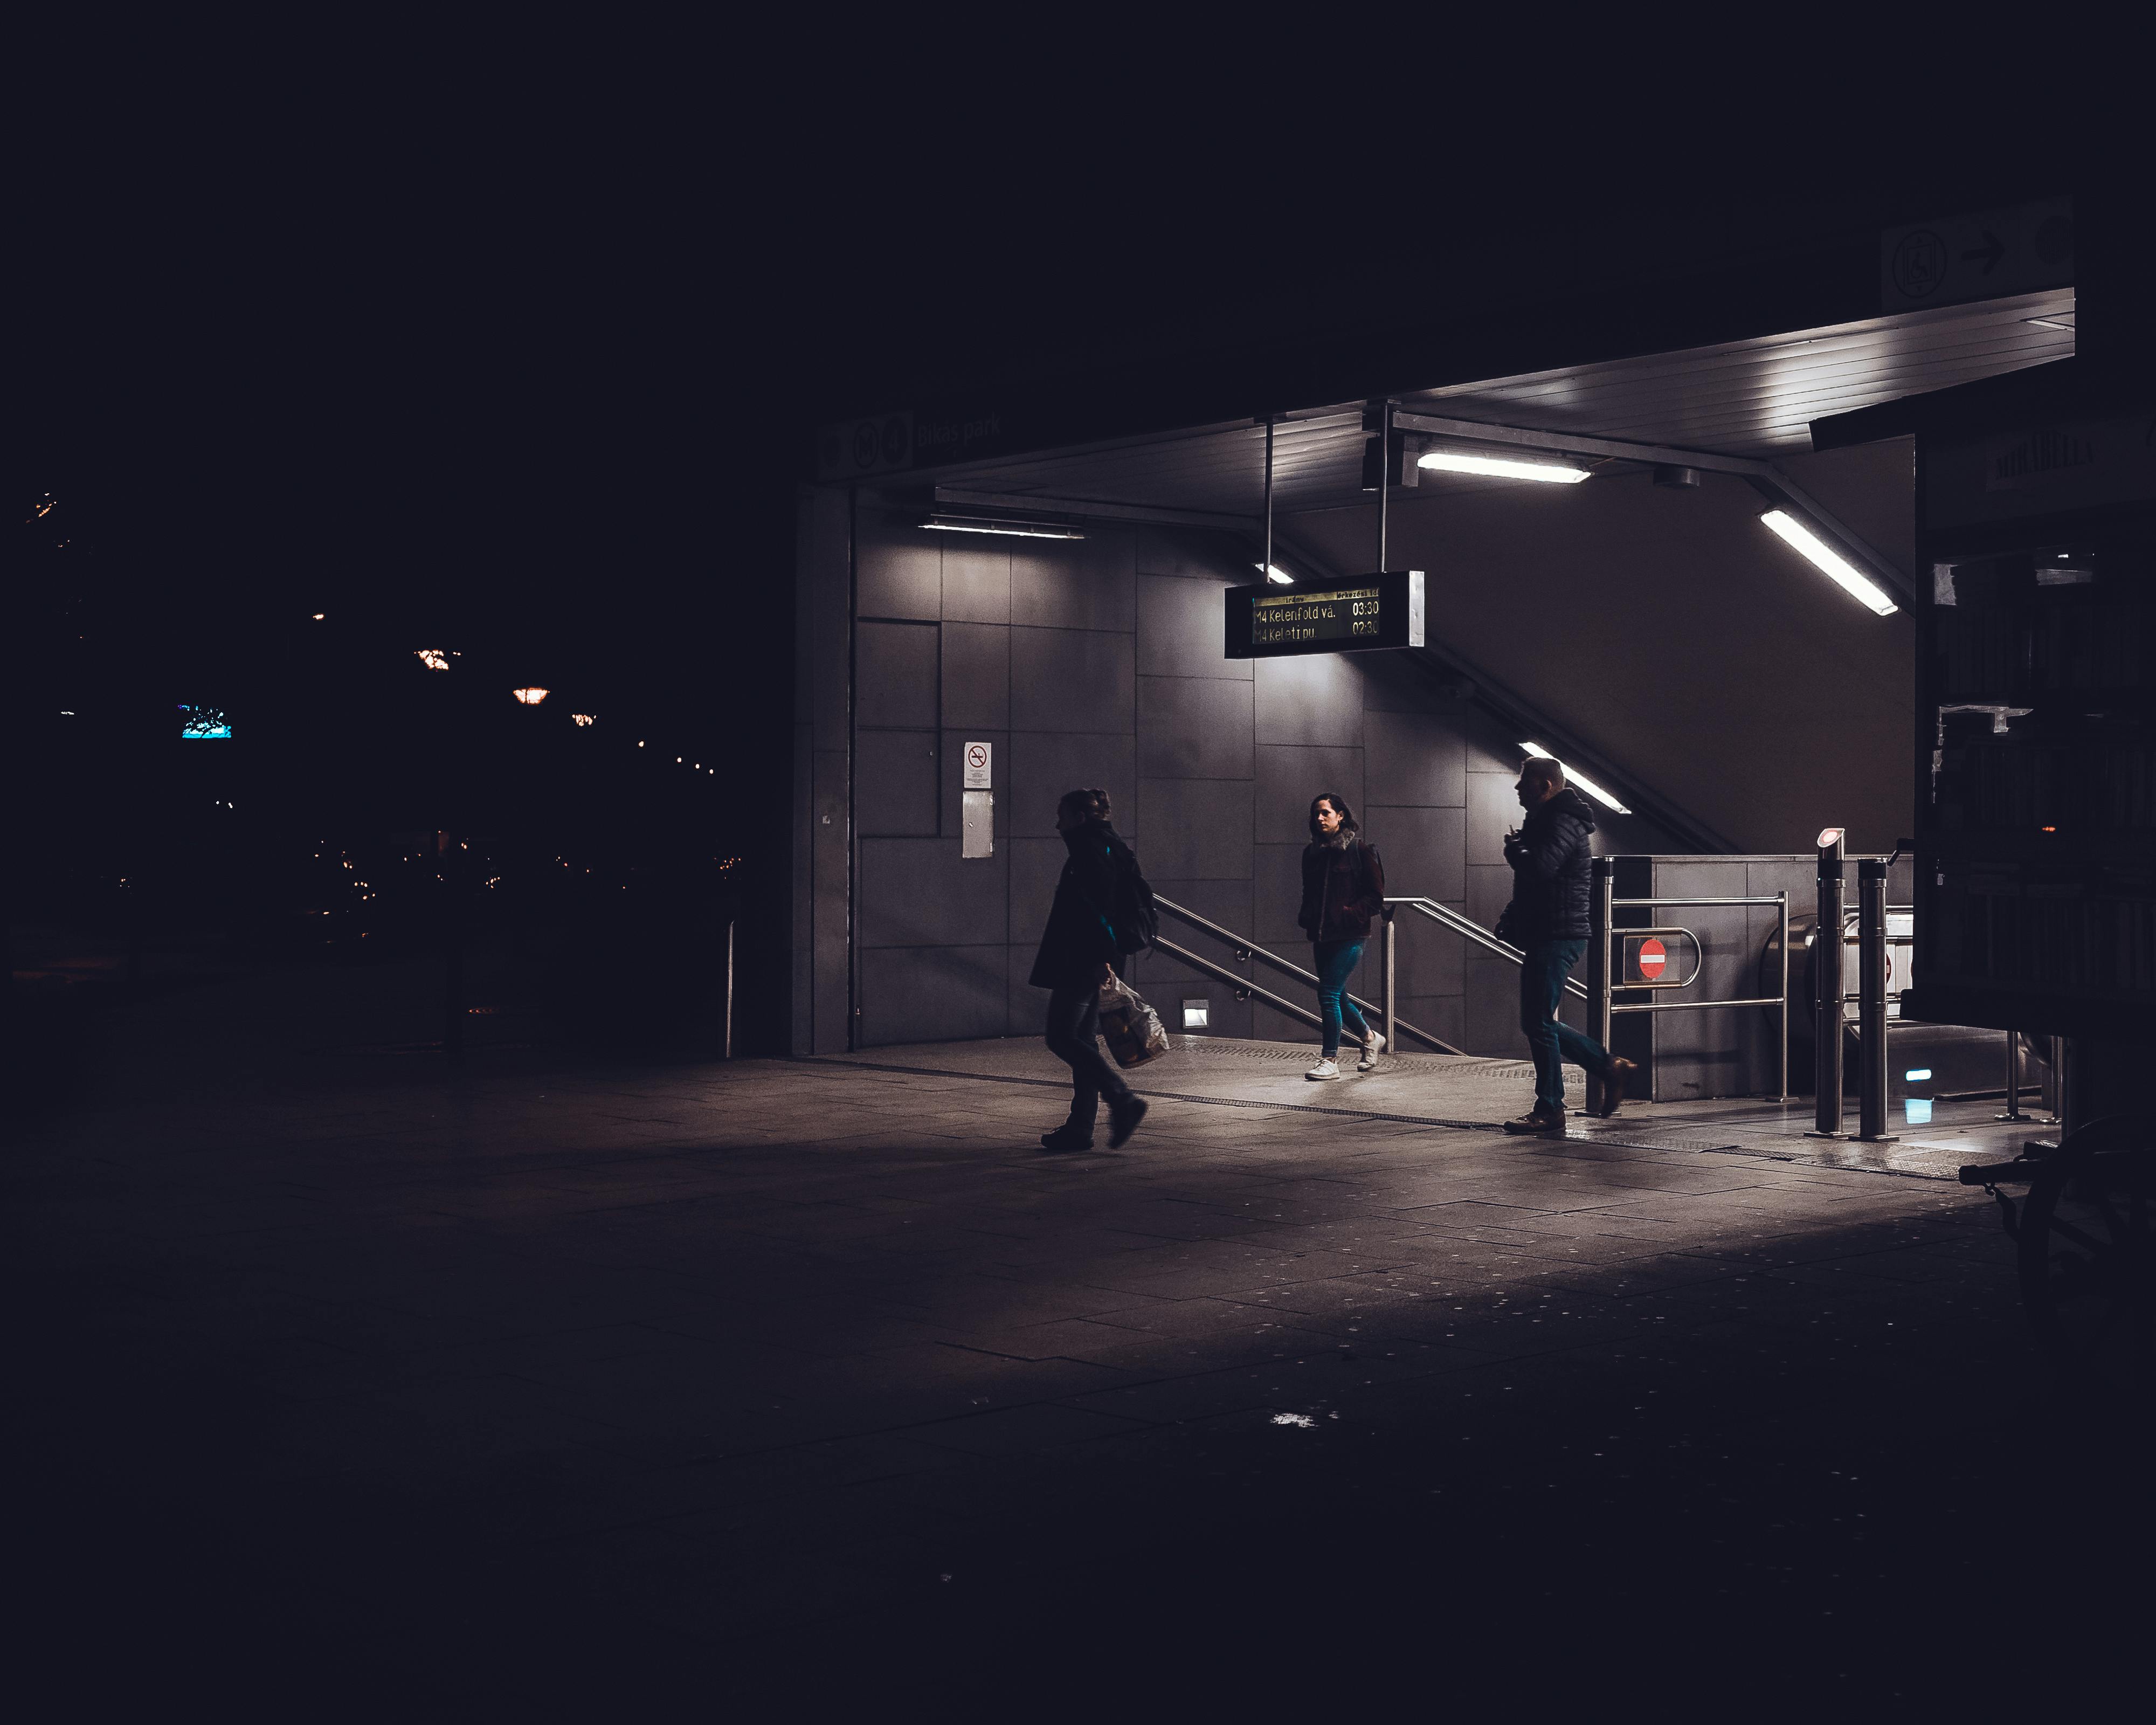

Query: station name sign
left=1223, top=569, right=1426, bottom=659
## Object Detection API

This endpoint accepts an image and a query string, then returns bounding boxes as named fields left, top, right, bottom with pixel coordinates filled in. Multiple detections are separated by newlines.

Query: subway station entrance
left=794, top=224, right=2106, bottom=1169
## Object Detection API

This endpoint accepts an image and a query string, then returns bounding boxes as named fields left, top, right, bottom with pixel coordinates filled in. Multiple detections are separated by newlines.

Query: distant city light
left=416, top=648, right=451, bottom=671
left=179, top=705, right=233, bottom=740
left=513, top=687, right=550, bottom=705
left=312, top=613, right=325, bottom=621
left=572, top=713, right=595, bottom=727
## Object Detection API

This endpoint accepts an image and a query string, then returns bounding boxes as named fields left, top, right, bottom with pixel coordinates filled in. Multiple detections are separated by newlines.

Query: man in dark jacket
left=1028, top=788, right=1150, bottom=1151
left=1497, top=757, right=1635, bottom=1133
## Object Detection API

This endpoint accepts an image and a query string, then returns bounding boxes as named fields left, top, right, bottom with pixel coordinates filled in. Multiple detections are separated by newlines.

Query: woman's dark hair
left=1058, top=786, right=1112, bottom=824
left=1308, top=792, right=1359, bottom=839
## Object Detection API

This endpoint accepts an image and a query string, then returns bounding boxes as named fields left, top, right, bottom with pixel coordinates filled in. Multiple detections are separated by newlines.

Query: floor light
left=1420, top=451, right=1591, bottom=484
left=1519, top=742, right=1631, bottom=814
left=1759, top=509, right=1899, bottom=616
left=919, top=513, right=1086, bottom=540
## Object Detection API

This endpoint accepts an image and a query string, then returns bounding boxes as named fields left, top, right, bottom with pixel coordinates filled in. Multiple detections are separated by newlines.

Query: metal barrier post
left=1995, top=1032, right=2027, bottom=1122
left=1773, top=891, right=1790, bottom=1101
left=2044, top=1034, right=2063, bottom=1124
left=724, top=917, right=736, bottom=1060
left=1383, top=909, right=1396, bottom=1055
left=1806, top=830, right=1846, bottom=1138
left=1587, top=858, right=1614, bottom=1115
left=1856, top=859, right=1894, bottom=1142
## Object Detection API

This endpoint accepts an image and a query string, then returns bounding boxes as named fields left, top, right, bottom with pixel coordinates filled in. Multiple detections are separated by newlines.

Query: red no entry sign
left=1636, top=938, right=1667, bottom=980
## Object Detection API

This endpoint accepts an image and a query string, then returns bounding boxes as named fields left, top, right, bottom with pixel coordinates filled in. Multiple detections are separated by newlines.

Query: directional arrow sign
left=1882, top=198, right=2074, bottom=312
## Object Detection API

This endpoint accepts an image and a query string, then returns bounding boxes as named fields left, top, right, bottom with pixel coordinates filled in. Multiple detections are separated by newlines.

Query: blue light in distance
left=179, top=705, right=232, bottom=740
left=1905, top=1098, right=1933, bottom=1125
left=1904, top=1067, right=1933, bottom=1081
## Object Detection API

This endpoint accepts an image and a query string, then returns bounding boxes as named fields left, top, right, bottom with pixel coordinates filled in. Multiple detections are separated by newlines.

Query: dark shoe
left=1597, top=1057, right=1639, bottom=1118
left=1502, top=1108, right=1566, bottom=1135
left=1040, top=1127, right=1095, bottom=1153
left=1107, top=1095, right=1149, bottom=1149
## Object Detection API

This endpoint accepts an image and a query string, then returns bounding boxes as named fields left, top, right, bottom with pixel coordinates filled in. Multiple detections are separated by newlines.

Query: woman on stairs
left=1296, top=793, right=1387, bottom=1081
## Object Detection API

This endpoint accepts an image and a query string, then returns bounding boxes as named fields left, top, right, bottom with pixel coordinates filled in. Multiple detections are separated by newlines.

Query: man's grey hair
left=1519, top=756, right=1565, bottom=792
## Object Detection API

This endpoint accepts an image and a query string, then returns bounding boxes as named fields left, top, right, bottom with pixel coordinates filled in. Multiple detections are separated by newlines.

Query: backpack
left=1115, top=860, right=1160, bottom=954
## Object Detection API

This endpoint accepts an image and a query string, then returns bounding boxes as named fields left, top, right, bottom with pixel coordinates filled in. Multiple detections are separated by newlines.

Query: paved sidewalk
left=5, top=1039, right=2134, bottom=1711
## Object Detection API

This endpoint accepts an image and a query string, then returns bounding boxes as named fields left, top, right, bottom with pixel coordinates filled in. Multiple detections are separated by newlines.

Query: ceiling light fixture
left=919, top=513, right=1086, bottom=540
left=1420, top=451, right=1591, bottom=485
left=1253, top=563, right=1295, bottom=585
left=1519, top=742, right=1631, bottom=813
left=1759, top=509, right=1899, bottom=616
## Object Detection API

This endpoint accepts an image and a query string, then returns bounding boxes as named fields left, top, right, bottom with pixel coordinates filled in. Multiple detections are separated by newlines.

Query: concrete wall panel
left=1136, top=676, right=1255, bottom=781
left=1008, top=734, right=1136, bottom=838
left=1366, top=709, right=1466, bottom=806
left=1364, top=805, right=1467, bottom=903
left=1137, top=575, right=1249, bottom=679
left=1012, top=532, right=1136, bottom=632
left=855, top=731, right=938, bottom=837
left=857, top=620, right=939, bottom=730
left=940, top=544, right=1011, bottom=624
left=940, top=622, right=1009, bottom=732
left=861, top=944, right=1007, bottom=1046
left=1011, top=627, right=1135, bottom=733
left=1137, top=778, right=1254, bottom=881
left=856, top=516, right=940, bottom=621
left=1256, top=654, right=1363, bottom=748
left=860, top=838, right=1005, bottom=949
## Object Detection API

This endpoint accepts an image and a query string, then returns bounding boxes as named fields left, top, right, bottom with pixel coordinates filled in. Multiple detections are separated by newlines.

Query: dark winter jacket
left=1498, top=788, right=1597, bottom=942
left=1297, top=837, right=1387, bottom=943
left=1029, top=820, right=1146, bottom=989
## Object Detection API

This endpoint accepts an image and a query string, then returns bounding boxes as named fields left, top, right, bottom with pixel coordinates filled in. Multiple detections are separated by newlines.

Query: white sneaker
left=1357, top=1031, right=1385, bottom=1072
left=1305, top=1057, right=1341, bottom=1081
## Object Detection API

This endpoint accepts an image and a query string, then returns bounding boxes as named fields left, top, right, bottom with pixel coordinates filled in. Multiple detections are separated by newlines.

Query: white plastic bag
left=1096, top=972, right=1171, bottom=1068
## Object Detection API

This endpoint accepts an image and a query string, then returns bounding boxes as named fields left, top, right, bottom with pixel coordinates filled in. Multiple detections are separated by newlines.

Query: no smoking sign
left=963, top=741, right=992, bottom=789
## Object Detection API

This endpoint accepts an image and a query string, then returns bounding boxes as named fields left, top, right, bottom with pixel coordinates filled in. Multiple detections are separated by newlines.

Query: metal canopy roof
left=922, top=288, right=2074, bottom=521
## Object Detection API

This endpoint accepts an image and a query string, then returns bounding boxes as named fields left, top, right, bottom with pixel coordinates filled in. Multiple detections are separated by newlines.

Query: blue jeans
left=1519, top=938, right=1612, bottom=1113
left=1312, top=940, right=1370, bottom=1057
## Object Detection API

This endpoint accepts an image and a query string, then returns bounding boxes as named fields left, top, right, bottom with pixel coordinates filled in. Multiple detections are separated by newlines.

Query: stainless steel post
left=1995, top=1032, right=2027, bottom=1122
left=1856, top=859, right=1894, bottom=1142
left=724, top=918, right=735, bottom=1060
left=1773, top=891, right=1790, bottom=1101
left=2044, top=1034, right=2064, bottom=1124
left=1383, top=910, right=1396, bottom=1055
left=1807, top=830, right=1846, bottom=1138
left=1587, top=858, right=1614, bottom=1115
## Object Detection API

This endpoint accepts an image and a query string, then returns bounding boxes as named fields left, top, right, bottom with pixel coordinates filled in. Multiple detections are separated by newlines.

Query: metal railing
left=1150, top=896, right=1464, bottom=1055
left=1590, top=861, right=1792, bottom=1106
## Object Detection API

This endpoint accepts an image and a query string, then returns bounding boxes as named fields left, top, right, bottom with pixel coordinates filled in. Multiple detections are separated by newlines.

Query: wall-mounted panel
left=1364, top=805, right=1467, bottom=903
left=1365, top=710, right=1466, bottom=807
left=941, top=545, right=1011, bottom=624
left=1136, top=677, right=1255, bottom=781
left=940, top=622, right=1010, bottom=732
left=1012, top=532, right=1137, bottom=632
left=1137, top=575, right=1252, bottom=680
left=1011, top=629, right=1135, bottom=733
left=856, top=515, right=941, bottom=621
left=858, top=620, right=939, bottom=730
left=860, top=838, right=1006, bottom=949
left=856, top=731, right=938, bottom=837
left=1137, top=778, right=1254, bottom=881
left=861, top=944, right=1007, bottom=1045
left=1007, top=733, right=1137, bottom=839
left=1255, top=654, right=1364, bottom=747
left=1256, top=744, right=1363, bottom=846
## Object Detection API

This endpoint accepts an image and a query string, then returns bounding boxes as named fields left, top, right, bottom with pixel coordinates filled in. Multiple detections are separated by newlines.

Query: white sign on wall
left=963, top=741, right=992, bottom=789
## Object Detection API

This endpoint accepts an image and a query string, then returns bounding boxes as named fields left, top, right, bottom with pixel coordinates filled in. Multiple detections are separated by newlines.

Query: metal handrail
left=1384, top=896, right=1590, bottom=999
left=1151, top=896, right=1464, bottom=1055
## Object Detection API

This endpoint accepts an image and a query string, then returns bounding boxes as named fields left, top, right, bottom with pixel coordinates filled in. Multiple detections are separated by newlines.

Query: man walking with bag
left=1029, top=788, right=1151, bottom=1152
left=1497, top=756, right=1636, bottom=1134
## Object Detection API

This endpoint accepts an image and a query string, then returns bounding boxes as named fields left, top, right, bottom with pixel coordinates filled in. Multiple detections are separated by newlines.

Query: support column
left=1807, top=830, right=1846, bottom=1138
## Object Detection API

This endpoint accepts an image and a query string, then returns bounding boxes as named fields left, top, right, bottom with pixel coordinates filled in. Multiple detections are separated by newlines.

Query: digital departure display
left=1224, top=570, right=1425, bottom=659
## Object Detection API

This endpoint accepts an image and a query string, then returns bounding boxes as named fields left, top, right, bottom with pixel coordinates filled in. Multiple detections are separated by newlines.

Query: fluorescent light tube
left=1419, top=451, right=1591, bottom=484
left=920, top=515, right=1086, bottom=540
left=1759, top=509, right=1898, bottom=616
left=1253, top=563, right=1295, bottom=584
left=1519, top=742, right=1631, bottom=813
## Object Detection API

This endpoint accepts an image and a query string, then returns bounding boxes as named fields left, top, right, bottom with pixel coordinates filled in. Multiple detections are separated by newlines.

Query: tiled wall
left=805, top=499, right=1677, bottom=1054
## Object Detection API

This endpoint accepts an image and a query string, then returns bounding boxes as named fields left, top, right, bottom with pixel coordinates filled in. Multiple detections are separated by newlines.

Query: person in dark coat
left=1296, top=793, right=1387, bottom=1080
left=1497, top=756, right=1636, bottom=1133
left=1028, top=787, right=1150, bottom=1152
